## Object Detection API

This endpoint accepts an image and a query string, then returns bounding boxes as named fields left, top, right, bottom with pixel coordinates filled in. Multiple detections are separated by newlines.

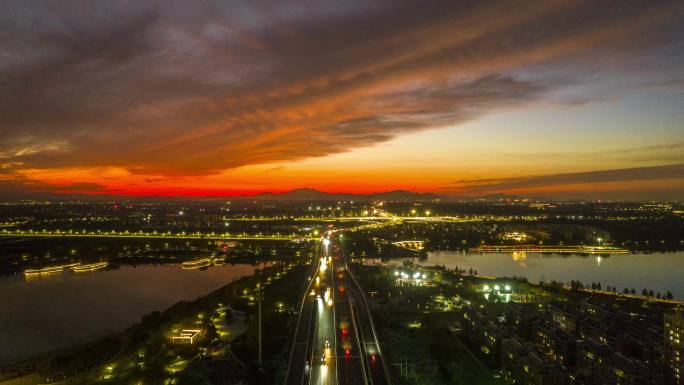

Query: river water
left=0, top=263, right=259, bottom=366
left=366, top=251, right=684, bottom=299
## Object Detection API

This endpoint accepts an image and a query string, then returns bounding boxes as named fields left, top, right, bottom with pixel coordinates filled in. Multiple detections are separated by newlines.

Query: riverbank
left=0, top=259, right=309, bottom=384
left=0, top=236, right=309, bottom=276
left=363, top=250, right=684, bottom=299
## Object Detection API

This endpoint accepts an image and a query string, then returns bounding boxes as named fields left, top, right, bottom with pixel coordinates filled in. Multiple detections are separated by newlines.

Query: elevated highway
left=285, top=234, right=391, bottom=385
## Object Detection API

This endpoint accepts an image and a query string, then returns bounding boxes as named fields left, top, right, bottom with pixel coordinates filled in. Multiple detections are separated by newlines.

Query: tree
left=642, top=289, right=648, bottom=296
left=596, top=282, right=602, bottom=291
left=631, top=288, right=636, bottom=295
left=623, top=288, right=629, bottom=294
left=656, top=293, right=662, bottom=299
left=648, top=290, right=655, bottom=297
left=666, top=291, right=674, bottom=300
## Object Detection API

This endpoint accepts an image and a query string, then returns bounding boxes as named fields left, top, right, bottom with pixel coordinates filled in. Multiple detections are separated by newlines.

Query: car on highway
left=342, top=337, right=352, bottom=356
left=339, top=316, right=349, bottom=330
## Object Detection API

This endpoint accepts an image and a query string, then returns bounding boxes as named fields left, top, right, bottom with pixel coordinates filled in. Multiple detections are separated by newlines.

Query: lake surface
left=367, top=251, right=684, bottom=299
left=0, top=263, right=259, bottom=366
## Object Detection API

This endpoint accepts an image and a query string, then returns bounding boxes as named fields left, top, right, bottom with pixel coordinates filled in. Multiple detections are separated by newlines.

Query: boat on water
left=24, top=262, right=81, bottom=276
left=72, top=261, right=109, bottom=272
left=181, top=258, right=213, bottom=269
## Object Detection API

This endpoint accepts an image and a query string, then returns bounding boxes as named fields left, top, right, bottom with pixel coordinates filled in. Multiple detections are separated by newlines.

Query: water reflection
left=0, top=263, right=260, bottom=366
left=366, top=251, right=684, bottom=300
left=511, top=251, right=526, bottom=262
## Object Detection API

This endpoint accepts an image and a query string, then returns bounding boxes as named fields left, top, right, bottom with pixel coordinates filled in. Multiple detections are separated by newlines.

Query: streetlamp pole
left=257, top=282, right=263, bottom=368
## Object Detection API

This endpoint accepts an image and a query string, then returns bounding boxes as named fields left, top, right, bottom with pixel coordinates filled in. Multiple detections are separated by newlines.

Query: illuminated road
left=340, top=236, right=392, bottom=385
left=283, top=259, right=317, bottom=385
left=0, top=213, right=510, bottom=242
left=0, top=214, right=530, bottom=239
left=333, top=242, right=366, bottom=385
left=310, top=237, right=338, bottom=385
left=286, top=233, right=391, bottom=385
left=0, top=229, right=309, bottom=241
left=347, top=284, right=390, bottom=385
left=285, top=237, right=338, bottom=385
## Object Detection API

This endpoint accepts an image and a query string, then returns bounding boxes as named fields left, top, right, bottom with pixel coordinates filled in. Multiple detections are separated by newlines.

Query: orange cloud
left=0, top=0, right=682, bottom=198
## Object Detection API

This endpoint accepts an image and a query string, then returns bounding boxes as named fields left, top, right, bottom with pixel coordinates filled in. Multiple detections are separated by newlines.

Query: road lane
left=333, top=247, right=366, bottom=385
left=287, top=233, right=390, bottom=385
left=339, top=236, right=392, bottom=385
left=310, top=237, right=338, bottom=385
left=285, top=243, right=321, bottom=385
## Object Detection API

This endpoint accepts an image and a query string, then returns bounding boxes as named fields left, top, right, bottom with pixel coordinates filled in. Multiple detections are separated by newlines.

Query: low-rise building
left=502, top=337, right=568, bottom=385
left=665, top=311, right=684, bottom=385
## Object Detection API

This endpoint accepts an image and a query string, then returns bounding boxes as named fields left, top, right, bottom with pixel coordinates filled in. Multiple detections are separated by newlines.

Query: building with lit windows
left=501, top=337, right=567, bottom=385
left=665, top=311, right=684, bottom=385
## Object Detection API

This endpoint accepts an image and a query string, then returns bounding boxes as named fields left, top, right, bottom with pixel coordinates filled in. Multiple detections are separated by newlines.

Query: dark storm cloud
left=451, top=164, right=684, bottom=193
left=0, top=0, right=682, bottom=176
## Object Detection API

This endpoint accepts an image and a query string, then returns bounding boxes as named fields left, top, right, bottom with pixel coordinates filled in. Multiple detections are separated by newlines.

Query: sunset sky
left=1, top=0, right=683, bottom=199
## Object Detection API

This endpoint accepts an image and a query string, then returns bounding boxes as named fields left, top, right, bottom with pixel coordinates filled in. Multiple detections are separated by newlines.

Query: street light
left=255, top=283, right=264, bottom=368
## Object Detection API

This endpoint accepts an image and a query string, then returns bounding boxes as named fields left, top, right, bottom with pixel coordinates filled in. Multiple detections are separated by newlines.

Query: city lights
left=3, top=1, right=683, bottom=384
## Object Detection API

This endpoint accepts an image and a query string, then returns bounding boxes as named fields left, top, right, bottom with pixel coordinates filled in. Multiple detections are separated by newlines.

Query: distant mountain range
left=252, top=188, right=446, bottom=202
left=1, top=186, right=522, bottom=202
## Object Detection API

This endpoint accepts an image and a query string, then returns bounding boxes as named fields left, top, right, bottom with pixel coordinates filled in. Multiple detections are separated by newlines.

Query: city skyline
left=1, top=0, right=683, bottom=200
